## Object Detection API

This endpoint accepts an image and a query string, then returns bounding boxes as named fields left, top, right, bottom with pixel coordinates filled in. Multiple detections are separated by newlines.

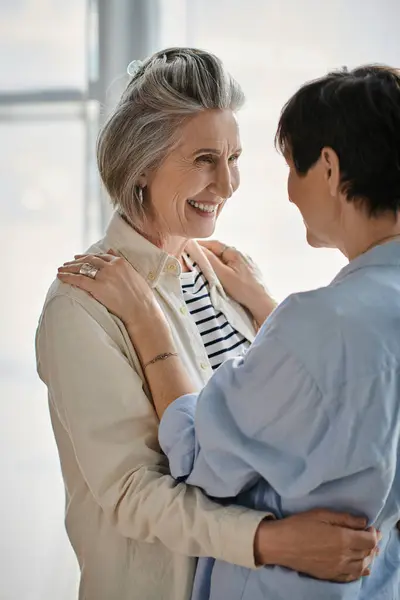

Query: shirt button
left=200, top=362, right=208, bottom=370
left=180, top=305, right=188, bottom=315
left=167, top=263, right=178, bottom=273
left=148, top=271, right=155, bottom=281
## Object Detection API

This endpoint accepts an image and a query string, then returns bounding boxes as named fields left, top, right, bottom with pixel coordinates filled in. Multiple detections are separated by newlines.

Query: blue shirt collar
left=332, top=241, right=400, bottom=285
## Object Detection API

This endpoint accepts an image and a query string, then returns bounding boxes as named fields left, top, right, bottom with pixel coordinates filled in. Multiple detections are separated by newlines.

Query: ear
left=137, top=172, right=148, bottom=188
left=321, top=147, right=340, bottom=197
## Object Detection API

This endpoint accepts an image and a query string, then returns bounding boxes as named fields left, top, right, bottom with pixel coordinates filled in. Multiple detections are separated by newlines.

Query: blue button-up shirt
left=159, top=242, right=400, bottom=600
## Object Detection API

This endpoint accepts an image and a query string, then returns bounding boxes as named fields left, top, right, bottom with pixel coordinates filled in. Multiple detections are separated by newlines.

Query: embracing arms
left=55, top=246, right=378, bottom=581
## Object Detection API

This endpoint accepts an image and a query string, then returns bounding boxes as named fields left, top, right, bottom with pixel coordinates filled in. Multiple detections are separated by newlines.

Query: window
left=0, top=1, right=86, bottom=91
left=1, top=2, right=87, bottom=598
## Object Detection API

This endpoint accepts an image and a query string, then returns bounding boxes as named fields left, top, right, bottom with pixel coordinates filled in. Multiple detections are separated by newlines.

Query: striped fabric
left=181, top=255, right=250, bottom=370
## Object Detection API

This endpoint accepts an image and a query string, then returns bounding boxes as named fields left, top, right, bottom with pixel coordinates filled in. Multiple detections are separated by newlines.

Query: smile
left=187, top=199, right=218, bottom=213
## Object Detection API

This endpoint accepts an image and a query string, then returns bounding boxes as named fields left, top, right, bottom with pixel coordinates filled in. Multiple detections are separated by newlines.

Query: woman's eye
left=195, top=153, right=240, bottom=165
left=196, top=155, right=214, bottom=164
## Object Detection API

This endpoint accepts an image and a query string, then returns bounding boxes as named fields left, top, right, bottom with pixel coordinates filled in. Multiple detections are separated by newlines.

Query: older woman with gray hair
left=37, top=48, right=377, bottom=600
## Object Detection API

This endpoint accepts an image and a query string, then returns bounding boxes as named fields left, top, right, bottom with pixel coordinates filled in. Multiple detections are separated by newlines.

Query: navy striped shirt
left=181, top=256, right=250, bottom=370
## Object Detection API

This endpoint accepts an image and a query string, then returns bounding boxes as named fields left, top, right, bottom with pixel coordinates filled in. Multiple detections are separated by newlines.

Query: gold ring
left=79, top=262, right=99, bottom=280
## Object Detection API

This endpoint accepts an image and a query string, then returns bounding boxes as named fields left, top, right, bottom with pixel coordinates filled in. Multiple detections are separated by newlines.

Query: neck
left=161, top=235, right=190, bottom=270
left=338, top=210, right=400, bottom=260
left=130, top=220, right=190, bottom=270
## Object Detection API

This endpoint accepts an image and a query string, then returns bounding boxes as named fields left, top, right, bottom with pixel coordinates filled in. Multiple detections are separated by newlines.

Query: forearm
left=248, top=294, right=278, bottom=328
left=126, top=318, right=196, bottom=418
left=108, top=462, right=269, bottom=566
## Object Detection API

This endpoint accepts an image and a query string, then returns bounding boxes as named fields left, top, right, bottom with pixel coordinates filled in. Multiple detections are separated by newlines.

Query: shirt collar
left=103, top=212, right=226, bottom=296
left=332, top=241, right=400, bottom=285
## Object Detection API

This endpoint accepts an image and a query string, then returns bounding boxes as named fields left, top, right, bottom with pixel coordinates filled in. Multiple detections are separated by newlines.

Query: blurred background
left=0, top=0, right=399, bottom=598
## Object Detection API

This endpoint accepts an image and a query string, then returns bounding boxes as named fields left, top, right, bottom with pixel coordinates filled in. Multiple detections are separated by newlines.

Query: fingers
left=241, top=252, right=254, bottom=266
left=59, top=255, right=105, bottom=272
left=220, top=246, right=238, bottom=264
left=56, top=271, right=96, bottom=295
left=311, top=509, right=368, bottom=530
left=201, top=246, right=231, bottom=276
left=64, top=253, right=114, bottom=266
left=58, top=264, right=82, bottom=275
left=339, top=514, right=369, bottom=530
left=349, top=555, right=373, bottom=578
left=198, top=240, right=228, bottom=256
left=63, top=249, right=118, bottom=266
left=319, top=510, right=380, bottom=550
left=311, top=509, right=378, bottom=545
left=350, top=528, right=380, bottom=552
left=199, top=239, right=235, bottom=260
left=58, top=264, right=95, bottom=276
left=334, top=554, right=373, bottom=582
left=199, top=239, right=252, bottom=268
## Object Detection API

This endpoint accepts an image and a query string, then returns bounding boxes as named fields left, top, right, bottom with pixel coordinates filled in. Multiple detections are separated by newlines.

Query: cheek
left=288, top=171, right=309, bottom=214
left=287, top=171, right=296, bottom=204
left=231, top=167, right=240, bottom=192
left=180, top=168, right=211, bottom=196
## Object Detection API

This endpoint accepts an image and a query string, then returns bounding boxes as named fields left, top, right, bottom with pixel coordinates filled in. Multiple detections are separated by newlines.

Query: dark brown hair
left=276, top=65, right=400, bottom=216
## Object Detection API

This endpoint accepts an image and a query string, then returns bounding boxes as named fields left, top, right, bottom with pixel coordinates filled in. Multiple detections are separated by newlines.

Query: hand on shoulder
left=199, top=240, right=277, bottom=327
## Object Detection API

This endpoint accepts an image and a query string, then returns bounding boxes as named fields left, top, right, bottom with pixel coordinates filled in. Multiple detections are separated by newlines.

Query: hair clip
left=127, top=60, right=143, bottom=77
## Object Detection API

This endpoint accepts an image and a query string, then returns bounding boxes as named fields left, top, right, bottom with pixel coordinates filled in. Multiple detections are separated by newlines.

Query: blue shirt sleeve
left=159, top=300, right=325, bottom=499
left=159, top=393, right=198, bottom=481
left=159, top=293, right=398, bottom=529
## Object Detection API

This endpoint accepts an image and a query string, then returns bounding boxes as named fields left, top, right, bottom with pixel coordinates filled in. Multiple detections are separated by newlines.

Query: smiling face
left=141, top=108, right=241, bottom=240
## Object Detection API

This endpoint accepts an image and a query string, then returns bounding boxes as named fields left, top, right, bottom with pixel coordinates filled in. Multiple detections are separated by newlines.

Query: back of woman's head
left=97, top=47, right=245, bottom=223
left=276, top=64, right=400, bottom=216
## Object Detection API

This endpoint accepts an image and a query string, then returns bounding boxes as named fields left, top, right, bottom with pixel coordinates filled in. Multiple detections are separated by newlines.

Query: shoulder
left=36, top=280, right=140, bottom=387
left=39, top=237, right=114, bottom=329
left=264, top=285, right=339, bottom=344
left=39, top=278, right=110, bottom=332
left=260, top=276, right=396, bottom=390
left=256, top=286, right=350, bottom=390
left=36, top=275, right=126, bottom=369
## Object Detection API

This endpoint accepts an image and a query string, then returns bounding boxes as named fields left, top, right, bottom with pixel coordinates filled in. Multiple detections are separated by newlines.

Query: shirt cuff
left=217, top=506, right=274, bottom=569
left=159, top=393, right=197, bottom=453
left=161, top=393, right=197, bottom=428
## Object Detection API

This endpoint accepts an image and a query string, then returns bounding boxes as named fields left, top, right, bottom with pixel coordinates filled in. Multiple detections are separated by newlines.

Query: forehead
left=177, top=109, right=240, bottom=152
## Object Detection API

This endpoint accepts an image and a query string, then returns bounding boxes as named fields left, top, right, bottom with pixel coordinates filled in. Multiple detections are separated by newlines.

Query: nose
left=209, top=161, right=234, bottom=199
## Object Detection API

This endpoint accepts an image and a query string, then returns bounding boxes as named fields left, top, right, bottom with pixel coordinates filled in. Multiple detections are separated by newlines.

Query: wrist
left=122, top=297, right=162, bottom=330
left=249, top=295, right=277, bottom=328
left=125, top=315, right=176, bottom=363
left=254, top=518, right=290, bottom=567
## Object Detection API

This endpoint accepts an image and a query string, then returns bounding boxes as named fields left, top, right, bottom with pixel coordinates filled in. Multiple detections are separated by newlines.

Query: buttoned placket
left=159, top=267, right=213, bottom=382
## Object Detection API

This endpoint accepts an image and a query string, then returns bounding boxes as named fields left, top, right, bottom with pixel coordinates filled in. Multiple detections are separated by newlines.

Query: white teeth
left=187, top=199, right=217, bottom=213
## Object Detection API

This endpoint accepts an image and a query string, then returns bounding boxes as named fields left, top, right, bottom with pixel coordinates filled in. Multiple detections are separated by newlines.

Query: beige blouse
left=36, top=213, right=269, bottom=600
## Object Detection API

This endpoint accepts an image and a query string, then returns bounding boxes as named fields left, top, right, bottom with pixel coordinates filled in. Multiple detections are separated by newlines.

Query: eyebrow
left=191, top=147, right=242, bottom=156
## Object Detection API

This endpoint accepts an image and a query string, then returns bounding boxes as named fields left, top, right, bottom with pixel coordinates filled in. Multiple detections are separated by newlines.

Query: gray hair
left=97, top=47, right=245, bottom=224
